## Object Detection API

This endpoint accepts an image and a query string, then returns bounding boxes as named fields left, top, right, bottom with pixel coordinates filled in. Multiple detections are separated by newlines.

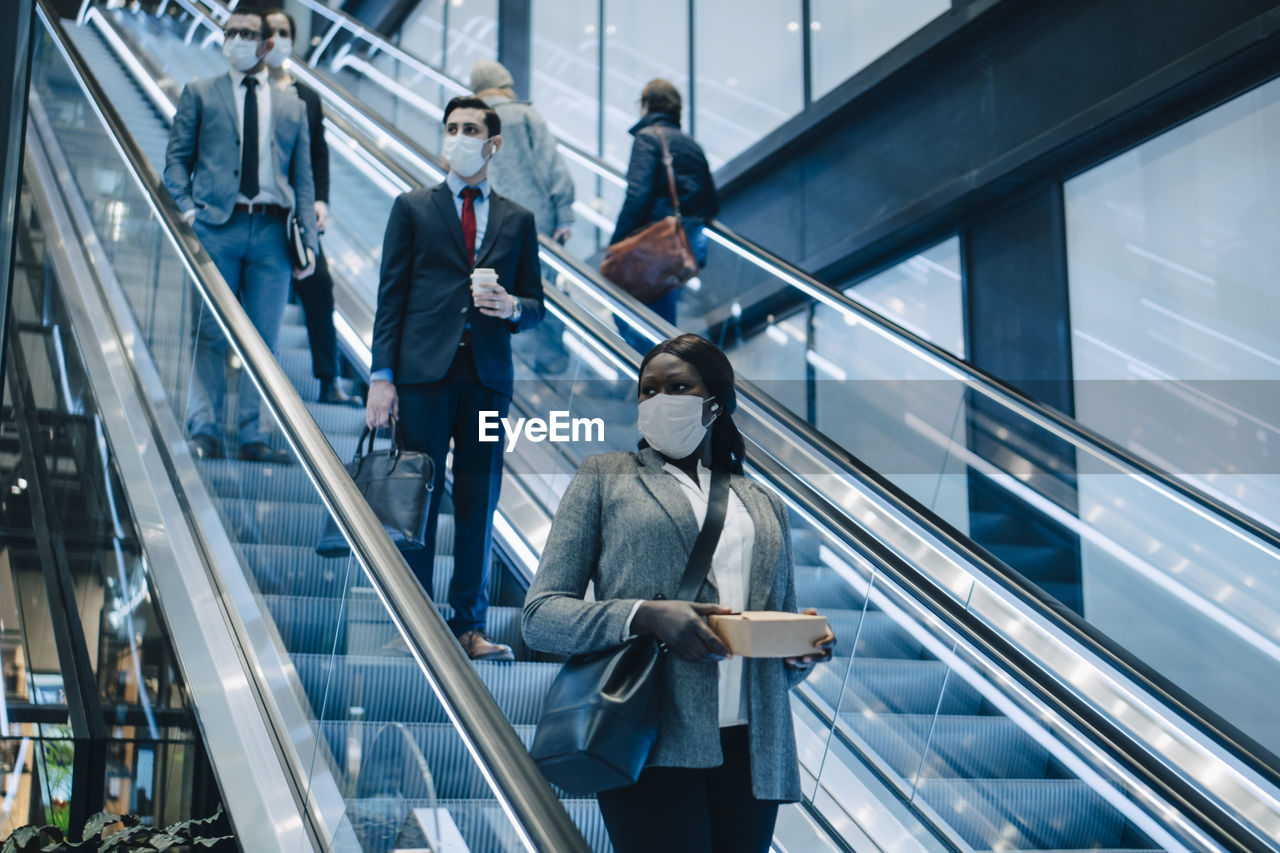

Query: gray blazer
left=163, top=73, right=318, bottom=253
left=523, top=448, right=810, bottom=802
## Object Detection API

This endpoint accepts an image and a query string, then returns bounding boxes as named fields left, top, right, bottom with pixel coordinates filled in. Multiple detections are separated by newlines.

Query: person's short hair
left=226, top=7, right=270, bottom=40
left=641, top=79, right=682, bottom=118
left=637, top=334, right=745, bottom=474
left=261, top=7, right=298, bottom=41
left=443, top=96, right=501, bottom=137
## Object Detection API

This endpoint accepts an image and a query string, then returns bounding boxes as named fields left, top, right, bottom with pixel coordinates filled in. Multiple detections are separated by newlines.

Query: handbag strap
left=675, top=467, right=730, bottom=601
left=353, top=415, right=406, bottom=461
left=653, top=128, right=682, bottom=224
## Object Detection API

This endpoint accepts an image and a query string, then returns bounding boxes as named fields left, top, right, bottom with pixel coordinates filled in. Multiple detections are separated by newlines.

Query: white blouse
left=662, top=462, right=755, bottom=727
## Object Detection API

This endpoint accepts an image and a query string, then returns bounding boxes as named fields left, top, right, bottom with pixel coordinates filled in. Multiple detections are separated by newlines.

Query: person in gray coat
left=523, top=334, right=834, bottom=853
left=470, top=60, right=574, bottom=243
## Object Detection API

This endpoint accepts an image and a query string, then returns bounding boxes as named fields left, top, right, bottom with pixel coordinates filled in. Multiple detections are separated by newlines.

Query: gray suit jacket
left=523, top=448, right=810, bottom=801
left=163, top=73, right=318, bottom=253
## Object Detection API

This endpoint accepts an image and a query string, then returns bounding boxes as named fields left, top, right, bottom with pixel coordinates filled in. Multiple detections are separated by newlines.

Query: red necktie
left=460, top=186, right=481, bottom=266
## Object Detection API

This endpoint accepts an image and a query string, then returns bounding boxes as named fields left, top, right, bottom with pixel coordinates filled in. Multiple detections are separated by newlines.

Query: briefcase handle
left=353, top=415, right=409, bottom=462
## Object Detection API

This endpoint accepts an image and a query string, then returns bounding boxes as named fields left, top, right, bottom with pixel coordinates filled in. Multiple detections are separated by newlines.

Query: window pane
left=532, top=0, right=601, bottom=153
left=1065, top=76, right=1280, bottom=755
left=694, top=0, right=803, bottom=168
left=847, top=236, right=964, bottom=358
left=810, top=0, right=950, bottom=100
left=444, top=0, right=499, bottom=82
left=602, top=0, right=689, bottom=170
left=400, top=0, right=446, bottom=66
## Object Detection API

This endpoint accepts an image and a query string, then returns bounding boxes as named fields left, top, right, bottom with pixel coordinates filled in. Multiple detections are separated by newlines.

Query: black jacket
left=609, top=112, right=718, bottom=246
left=293, top=80, right=329, bottom=204
left=371, top=184, right=544, bottom=396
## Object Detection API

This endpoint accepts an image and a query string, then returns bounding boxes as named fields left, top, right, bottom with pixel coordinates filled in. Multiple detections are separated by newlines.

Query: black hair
left=226, top=6, right=271, bottom=39
left=637, top=334, right=745, bottom=474
left=261, top=7, right=298, bottom=41
left=443, top=95, right=502, bottom=138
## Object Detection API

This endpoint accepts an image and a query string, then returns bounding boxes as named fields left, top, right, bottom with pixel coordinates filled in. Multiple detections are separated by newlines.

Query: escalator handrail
left=259, top=0, right=1280, bottom=554
left=39, top=5, right=589, bottom=851
left=122, top=0, right=1280, bottom=793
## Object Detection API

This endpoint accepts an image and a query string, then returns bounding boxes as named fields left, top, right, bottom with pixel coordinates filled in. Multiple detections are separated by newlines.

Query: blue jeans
left=187, top=211, right=292, bottom=446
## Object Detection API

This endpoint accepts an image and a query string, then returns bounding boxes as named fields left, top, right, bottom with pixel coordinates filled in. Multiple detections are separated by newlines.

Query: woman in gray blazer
left=523, top=334, right=834, bottom=853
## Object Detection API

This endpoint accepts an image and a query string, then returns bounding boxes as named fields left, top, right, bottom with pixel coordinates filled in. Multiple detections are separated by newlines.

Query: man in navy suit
left=366, top=97, right=544, bottom=661
left=164, top=8, right=318, bottom=463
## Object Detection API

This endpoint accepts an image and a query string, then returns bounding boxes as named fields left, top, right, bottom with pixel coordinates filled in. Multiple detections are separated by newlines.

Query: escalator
left=27, top=3, right=1280, bottom=853
left=190, top=0, right=1280, bottom=770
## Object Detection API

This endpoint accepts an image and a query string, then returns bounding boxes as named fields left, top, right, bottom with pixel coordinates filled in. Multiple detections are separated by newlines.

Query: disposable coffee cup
left=471, top=267, right=500, bottom=302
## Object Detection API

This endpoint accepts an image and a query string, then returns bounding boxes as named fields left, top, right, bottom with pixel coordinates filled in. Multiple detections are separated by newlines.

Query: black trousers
left=395, top=347, right=509, bottom=635
left=596, top=726, right=779, bottom=853
left=290, top=241, right=338, bottom=380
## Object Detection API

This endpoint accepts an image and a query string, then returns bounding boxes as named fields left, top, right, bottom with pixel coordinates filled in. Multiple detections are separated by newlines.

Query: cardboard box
left=708, top=611, right=830, bottom=658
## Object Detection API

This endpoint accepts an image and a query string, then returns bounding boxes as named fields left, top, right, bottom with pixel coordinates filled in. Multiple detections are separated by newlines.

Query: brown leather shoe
left=458, top=630, right=514, bottom=661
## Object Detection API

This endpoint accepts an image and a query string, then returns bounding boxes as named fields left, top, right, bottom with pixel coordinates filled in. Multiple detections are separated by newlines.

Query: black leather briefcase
left=315, top=419, right=433, bottom=558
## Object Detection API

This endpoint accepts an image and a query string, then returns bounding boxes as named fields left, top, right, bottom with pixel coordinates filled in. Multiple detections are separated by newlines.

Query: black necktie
left=240, top=76, right=259, bottom=200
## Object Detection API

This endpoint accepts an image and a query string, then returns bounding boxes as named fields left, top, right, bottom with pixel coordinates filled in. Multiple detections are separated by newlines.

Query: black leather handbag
left=530, top=468, right=729, bottom=794
left=315, top=418, right=434, bottom=558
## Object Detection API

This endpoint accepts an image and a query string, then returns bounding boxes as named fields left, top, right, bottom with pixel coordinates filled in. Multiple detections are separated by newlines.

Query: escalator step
left=344, top=796, right=612, bottom=853
left=242, top=544, right=455, bottom=600
left=292, top=655, right=558, bottom=725
left=795, top=565, right=866, bottom=610
left=264, top=593, right=524, bottom=656
left=844, top=714, right=1059, bottom=781
left=807, top=658, right=987, bottom=715
left=825, top=608, right=924, bottom=660
left=915, top=778, right=1159, bottom=851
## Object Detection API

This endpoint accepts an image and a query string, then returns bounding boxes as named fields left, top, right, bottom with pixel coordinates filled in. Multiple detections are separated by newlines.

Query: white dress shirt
left=624, top=461, right=754, bottom=727
left=228, top=67, right=282, bottom=207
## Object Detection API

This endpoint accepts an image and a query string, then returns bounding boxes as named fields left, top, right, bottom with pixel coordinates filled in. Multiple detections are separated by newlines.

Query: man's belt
left=234, top=202, right=289, bottom=217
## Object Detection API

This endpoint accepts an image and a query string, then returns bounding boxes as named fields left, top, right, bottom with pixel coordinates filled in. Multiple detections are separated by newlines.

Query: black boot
left=318, top=378, right=362, bottom=407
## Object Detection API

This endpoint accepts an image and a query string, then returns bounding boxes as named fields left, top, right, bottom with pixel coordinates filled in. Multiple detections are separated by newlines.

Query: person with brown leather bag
left=604, top=80, right=719, bottom=327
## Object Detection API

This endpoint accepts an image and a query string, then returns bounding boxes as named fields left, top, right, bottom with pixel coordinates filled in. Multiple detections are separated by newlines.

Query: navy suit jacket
left=371, top=183, right=544, bottom=396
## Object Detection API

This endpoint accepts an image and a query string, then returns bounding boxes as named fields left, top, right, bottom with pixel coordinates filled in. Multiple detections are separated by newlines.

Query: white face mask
left=265, top=36, right=292, bottom=69
left=442, top=133, right=490, bottom=178
left=638, top=393, right=717, bottom=460
left=222, top=36, right=261, bottom=73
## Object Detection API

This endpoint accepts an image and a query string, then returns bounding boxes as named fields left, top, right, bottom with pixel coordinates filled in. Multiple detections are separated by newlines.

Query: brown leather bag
left=600, top=128, right=699, bottom=304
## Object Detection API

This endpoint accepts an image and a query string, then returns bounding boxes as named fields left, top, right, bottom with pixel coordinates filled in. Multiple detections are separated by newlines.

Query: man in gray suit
left=164, top=8, right=318, bottom=463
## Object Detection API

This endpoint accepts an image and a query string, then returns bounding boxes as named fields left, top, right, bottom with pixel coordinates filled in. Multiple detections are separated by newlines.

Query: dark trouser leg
left=596, top=765, right=713, bottom=853
left=707, top=726, right=778, bottom=853
left=596, top=727, right=778, bottom=853
left=291, top=241, right=338, bottom=380
left=444, top=352, right=507, bottom=635
left=394, top=377, right=460, bottom=600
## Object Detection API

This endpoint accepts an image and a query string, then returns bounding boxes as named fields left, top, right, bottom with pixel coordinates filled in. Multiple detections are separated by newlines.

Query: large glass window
left=531, top=0, right=601, bottom=152
left=443, top=0, right=499, bottom=82
left=809, top=0, right=950, bottom=100
left=1065, top=75, right=1280, bottom=754
left=602, top=0, right=689, bottom=170
left=846, top=235, right=964, bottom=358
left=399, top=0, right=446, bottom=67
left=693, top=0, right=803, bottom=168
